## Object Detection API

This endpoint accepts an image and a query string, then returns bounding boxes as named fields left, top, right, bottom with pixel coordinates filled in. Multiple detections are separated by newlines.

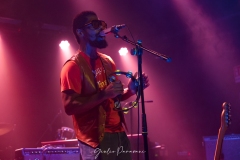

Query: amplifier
left=203, top=134, right=240, bottom=160
left=15, top=147, right=80, bottom=160
left=15, top=148, right=43, bottom=160
left=44, top=147, right=80, bottom=160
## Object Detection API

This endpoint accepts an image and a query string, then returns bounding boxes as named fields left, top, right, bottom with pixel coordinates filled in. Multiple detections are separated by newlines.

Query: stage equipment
left=127, top=134, right=144, bottom=160
left=41, top=134, right=142, bottom=148
left=106, top=24, right=171, bottom=160
left=203, top=134, right=240, bottom=160
left=128, top=134, right=167, bottom=160
left=56, top=126, right=75, bottom=140
left=15, top=148, right=43, bottom=160
left=41, top=139, right=78, bottom=148
left=40, top=135, right=164, bottom=160
left=15, top=147, right=80, bottom=160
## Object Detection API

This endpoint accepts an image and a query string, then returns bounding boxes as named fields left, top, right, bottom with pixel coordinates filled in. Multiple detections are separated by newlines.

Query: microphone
left=103, top=24, right=126, bottom=34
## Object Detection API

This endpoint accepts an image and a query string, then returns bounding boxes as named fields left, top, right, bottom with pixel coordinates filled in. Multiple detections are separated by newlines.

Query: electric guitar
left=214, top=102, right=231, bottom=160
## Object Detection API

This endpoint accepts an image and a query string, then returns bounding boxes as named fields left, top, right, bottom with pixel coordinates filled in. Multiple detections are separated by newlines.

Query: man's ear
left=76, top=29, right=84, bottom=37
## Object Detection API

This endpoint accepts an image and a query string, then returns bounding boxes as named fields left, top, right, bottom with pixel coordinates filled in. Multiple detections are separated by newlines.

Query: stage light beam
left=59, top=40, right=70, bottom=50
left=119, top=47, right=128, bottom=56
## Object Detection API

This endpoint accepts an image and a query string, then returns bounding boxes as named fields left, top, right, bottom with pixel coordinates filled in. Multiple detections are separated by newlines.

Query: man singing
left=60, top=11, right=149, bottom=160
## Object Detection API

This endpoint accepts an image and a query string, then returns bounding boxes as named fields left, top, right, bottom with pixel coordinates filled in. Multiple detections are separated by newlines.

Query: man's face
left=83, top=15, right=108, bottom=49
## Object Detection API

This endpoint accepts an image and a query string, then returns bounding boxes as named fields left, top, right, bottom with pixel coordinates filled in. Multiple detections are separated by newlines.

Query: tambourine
left=108, top=70, right=140, bottom=113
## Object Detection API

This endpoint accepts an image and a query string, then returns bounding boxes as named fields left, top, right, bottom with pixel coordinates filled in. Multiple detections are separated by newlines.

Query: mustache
left=96, top=30, right=105, bottom=37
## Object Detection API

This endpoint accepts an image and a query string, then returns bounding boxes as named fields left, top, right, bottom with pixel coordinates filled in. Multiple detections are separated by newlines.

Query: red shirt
left=60, top=51, right=124, bottom=133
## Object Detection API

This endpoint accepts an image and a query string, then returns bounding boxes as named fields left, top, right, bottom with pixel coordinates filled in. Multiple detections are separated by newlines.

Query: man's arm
left=121, top=88, right=135, bottom=101
left=62, top=80, right=124, bottom=115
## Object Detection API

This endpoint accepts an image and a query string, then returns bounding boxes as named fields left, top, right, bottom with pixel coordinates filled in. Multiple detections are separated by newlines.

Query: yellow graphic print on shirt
left=92, top=60, right=108, bottom=90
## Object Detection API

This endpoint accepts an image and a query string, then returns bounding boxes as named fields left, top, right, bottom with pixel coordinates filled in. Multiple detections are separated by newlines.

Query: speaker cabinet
left=15, top=148, right=43, bottom=160
left=15, top=147, right=80, bottom=160
left=203, top=134, right=240, bottom=160
left=44, top=147, right=80, bottom=160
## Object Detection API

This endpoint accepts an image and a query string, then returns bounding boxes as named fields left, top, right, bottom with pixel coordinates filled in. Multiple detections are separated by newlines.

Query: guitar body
left=214, top=102, right=231, bottom=160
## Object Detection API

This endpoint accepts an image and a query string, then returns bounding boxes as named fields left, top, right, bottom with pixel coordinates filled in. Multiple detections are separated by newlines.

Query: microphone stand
left=112, top=32, right=171, bottom=160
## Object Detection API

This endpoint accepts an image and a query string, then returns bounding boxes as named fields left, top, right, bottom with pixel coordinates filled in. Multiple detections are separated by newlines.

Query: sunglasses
left=83, top=20, right=107, bottom=30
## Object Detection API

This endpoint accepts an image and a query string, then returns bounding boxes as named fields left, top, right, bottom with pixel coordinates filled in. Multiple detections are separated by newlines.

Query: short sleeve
left=108, top=56, right=117, bottom=72
left=60, top=61, right=82, bottom=94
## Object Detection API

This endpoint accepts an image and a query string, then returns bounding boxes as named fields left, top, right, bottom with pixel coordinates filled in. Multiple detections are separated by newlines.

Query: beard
left=89, top=38, right=108, bottom=49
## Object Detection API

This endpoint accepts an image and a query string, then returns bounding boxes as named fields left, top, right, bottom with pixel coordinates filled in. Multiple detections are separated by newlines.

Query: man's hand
left=128, top=72, right=150, bottom=94
left=104, top=80, right=124, bottom=99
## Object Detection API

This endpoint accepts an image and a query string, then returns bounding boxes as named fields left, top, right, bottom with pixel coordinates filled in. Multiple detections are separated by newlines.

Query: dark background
left=0, top=0, right=240, bottom=159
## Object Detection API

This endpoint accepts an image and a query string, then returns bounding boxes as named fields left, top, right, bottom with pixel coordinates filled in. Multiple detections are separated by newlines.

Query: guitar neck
left=214, top=102, right=231, bottom=160
left=214, top=127, right=227, bottom=160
